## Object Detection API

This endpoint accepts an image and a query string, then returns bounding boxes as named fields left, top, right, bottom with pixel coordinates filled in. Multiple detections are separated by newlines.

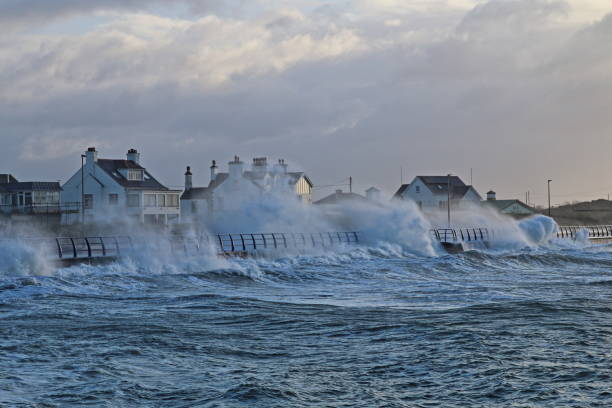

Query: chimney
left=273, top=159, right=288, bottom=174
left=127, top=148, right=140, bottom=164
left=366, top=187, right=381, bottom=202
left=85, top=147, right=98, bottom=164
left=228, top=156, right=244, bottom=179
left=185, top=166, right=193, bottom=191
left=487, top=190, right=496, bottom=201
left=251, top=157, right=268, bottom=175
left=210, top=160, right=218, bottom=182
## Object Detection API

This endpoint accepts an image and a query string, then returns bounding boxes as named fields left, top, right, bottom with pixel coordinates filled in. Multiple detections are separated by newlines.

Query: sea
left=1, top=219, right=611, bottom=407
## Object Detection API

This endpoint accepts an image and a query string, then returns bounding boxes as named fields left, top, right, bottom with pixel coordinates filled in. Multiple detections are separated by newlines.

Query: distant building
left=313, top=189, right=371, bottom=206
left=482, top=190, right=536, bottom=218
left=365, top=187, right=382, bottom=202
left=181, top=156, right=313, bottom=224
left=393, top=176, right=482, bottom=210
left=60, top=148, right=181, bottom=225
left=0, top=174, right=64, bottom=223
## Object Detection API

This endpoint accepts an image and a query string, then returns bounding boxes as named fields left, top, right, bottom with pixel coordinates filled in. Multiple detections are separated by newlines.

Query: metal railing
left=430, top=228, right=491, bottom=243
left=2, top=231, right=360, bottom=261
left=557, top=225, right=612, bottom=239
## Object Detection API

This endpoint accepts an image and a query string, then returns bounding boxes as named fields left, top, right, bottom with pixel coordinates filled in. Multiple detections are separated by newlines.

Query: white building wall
left=61, top=160, right=180, bottom=224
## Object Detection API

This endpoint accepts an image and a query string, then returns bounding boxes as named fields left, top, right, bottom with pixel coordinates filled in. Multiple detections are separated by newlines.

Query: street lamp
left=547, top=179, right=552, bottom=217
left=81, top=154, right=86, bottom=225
left=447, top=174, right=451, bottom=228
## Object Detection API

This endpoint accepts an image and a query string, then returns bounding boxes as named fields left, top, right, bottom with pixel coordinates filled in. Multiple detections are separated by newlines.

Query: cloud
left=1, top=0, right=612, bottom=203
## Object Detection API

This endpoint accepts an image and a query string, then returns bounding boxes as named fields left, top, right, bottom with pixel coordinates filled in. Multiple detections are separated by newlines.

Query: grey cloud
left=2, top=1, right=612, bottom=203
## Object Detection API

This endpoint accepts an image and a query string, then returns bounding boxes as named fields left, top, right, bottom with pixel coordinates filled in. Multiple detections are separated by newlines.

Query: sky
left=1, top=0, right=612, bottom=205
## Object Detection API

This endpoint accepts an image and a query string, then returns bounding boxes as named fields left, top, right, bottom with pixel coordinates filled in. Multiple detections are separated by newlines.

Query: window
left=109, top=194, right=119, bottom=205
left=84, top=194, right=93, bottom=209
left=156, top=194, right=165, bottom=207
left=127, top=169, right=143, bottom=181
left=166, top=194, right=179, bottom=207
left=24, top=192, right=32, bottom=206
left=439, top=200, right=447, bottom=209
left=127, top=194, right=140, bottom=207
left=191, top=201, right=197, bottom=213
left=415, top=186, right=420, bottom=193
left=144, top=194, right=156, bottom=207
left=417, top=201, right=423, bottom=209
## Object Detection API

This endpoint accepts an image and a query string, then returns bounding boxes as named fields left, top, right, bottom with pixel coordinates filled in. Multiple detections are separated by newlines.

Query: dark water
left=1, top=245, right=611, bottom=407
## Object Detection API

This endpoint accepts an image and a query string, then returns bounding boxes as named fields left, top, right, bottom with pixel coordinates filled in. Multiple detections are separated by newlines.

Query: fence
left=557, top=225, right=612, bottom=239
left=2, top=231, right=361, bottom=261
left=430, top=228, right=491, bottom=244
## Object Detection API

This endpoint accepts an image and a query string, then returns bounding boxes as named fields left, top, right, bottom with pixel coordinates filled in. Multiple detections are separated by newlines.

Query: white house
left=393, top=176, right=482, bottom=210
left=61, top=147, right=181, bottom=225
left=181, top=156, right=313, bottom=224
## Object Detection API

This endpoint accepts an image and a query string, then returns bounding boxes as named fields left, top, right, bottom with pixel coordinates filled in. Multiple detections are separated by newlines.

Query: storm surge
left=1, top=201, right=611, bottom=407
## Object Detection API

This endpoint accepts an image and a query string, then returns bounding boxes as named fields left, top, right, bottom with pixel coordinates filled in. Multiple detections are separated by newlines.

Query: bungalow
left=482, top=190, right=536, bottom=218
left=181, top=156, right=313, bottom=224
left=60, top=147, right=181, bottom=225
left=0, top=174, right=65, bottom=223
left=393, top=175, right=482, bottom=210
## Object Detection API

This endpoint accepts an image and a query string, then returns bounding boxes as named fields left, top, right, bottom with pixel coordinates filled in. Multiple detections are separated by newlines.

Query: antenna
left=400, top=166, right=403, bottom=185
left=470, top=168, right=473, bottom=185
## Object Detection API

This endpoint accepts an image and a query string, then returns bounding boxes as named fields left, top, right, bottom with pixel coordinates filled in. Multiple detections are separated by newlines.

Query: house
left=482, top=190, right=536, bottom=218
left=313, top=189, right=371, bottom=206
left=393, top=176, right=482, bottom=210
left=0, top=174, right=65, bottom=223
left=60, top=147, right=181, bottom=225
left=181, top=156, right=313, bottom=224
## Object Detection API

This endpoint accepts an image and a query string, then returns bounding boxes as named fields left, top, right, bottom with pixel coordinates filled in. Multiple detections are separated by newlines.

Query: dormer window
left=127, top=169, right=143, bottom=181
left=416, top=186, right=420, bottom=193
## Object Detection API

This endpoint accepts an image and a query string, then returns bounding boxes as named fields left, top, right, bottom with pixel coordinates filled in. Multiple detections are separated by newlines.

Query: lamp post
left=81, top=154, right=86, bottom=225
left=447, top=174, right=451, bottom=228
left=547, top=179, right=552, bottom=217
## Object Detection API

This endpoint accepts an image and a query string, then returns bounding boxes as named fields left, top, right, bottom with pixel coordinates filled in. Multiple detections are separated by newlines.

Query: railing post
left=261, top=234, right=267, bottom=249
left=69, top=238, right=77, bottom=258
left=56, top=238, right=63, bottom=259
left=217, top=235, right=224, bottom=253
left=114, top=236, right=120, bottom=255
left=84, top=238, right=92, bottom=258
left=229, top=235, right=235, bottom=252
left=240, top=234, right=246, bottom=251
left=251, top=234, right=257, bottom=250
left=272, top=234, right=277, bottom=249
left=281, top=233, right=287, bottom=248
left=100, top=237, right=106, bottom=257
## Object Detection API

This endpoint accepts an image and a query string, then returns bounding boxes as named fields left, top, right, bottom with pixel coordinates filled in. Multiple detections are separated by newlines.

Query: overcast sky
left=1, top=0, right=612, bottom=204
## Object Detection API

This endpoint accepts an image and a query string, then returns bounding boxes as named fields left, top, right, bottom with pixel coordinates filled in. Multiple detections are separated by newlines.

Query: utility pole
left=547, top=179, right=552, bottom=217
left=400, top=166, right=403, bottom=185
left=349, top=176, right=352, bottom=193
left=447, top=174, right=451, bottom=228
left=470, top=168, right=473, bottom=186
left=81, top=154, right=86, bottom=225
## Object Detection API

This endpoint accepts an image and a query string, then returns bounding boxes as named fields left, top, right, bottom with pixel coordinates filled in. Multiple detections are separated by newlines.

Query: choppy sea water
left=1, top=242, right=611, bottom=407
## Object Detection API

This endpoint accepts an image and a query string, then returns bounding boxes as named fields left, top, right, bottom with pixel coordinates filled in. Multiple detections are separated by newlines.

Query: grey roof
left=0, top=174, right=18, bottom=184
left=393, top=184, right=410, bottom=198
left=394, top=176, right=481, bottom=200
left=0, top=182, right=62, bottom=192
left=96, top=159, right=169, bottom=190
left=484, top=199, right=535, bottom=213
left=419, top=176, right=466, bottom=186
left=181, top=187, right=211, bottom=200
left=207, top=173, right=230, bottom=190
left=313, top=191, right=370, bottom=205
